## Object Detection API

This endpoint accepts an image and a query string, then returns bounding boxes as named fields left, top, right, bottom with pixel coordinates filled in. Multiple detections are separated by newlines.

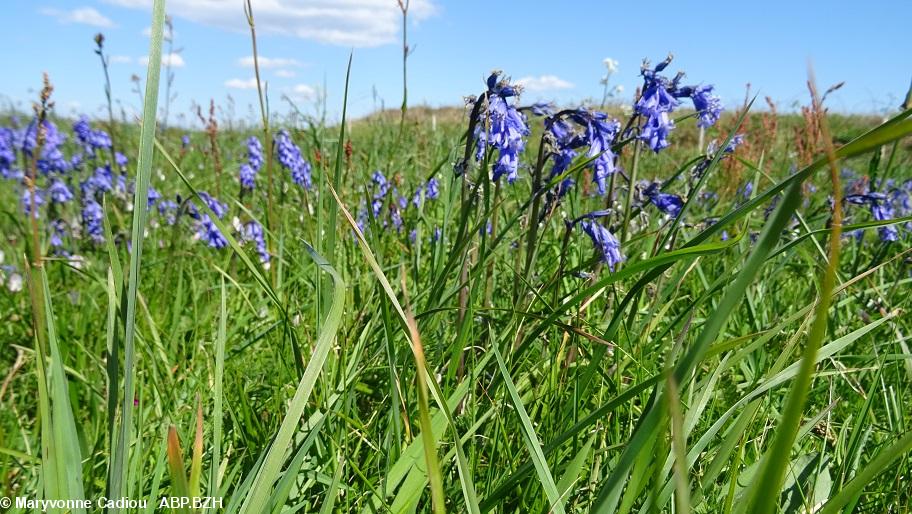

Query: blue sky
left=2, top=0, right=909, bottom=126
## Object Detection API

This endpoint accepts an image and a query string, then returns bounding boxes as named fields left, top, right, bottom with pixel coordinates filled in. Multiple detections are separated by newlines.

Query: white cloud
left=515, top=75, right=574, bottom=92
left=283, top=83, right=317, bottom=102
left=40, top=6, right=116, bottom=27
left=139, top=53, right=185, bottom=67
left=238, top=56, right=302, bottom=69
left=275, top=69, right=296, bottom=78
left=109, top=55, right=133, bottom=64
left=225, top=78, right=260, bottom=90
left=103, top=0, right=437, bottom=47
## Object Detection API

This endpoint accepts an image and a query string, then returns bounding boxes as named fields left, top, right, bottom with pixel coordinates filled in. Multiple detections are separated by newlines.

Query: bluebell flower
left=158, top=199, right=179, bottom=225
left=474, top=72, right=530, bottom=183
left=146, top=186, right=161, bottom=208
left=241, top=220, right=269, bottom=264
left=82, top=200, right=104, bottom=243
left=580, top=220, right=624, bottom=271
left=677, top=85, right=724, bottom=128
left=639, top=111, right=674, bottom=153
left=371, top=198, right=383, bottom=218
left=432, top=226, right=442, bottom=242
left=740, top=181, right=754, bottom=199
left=550, top=148, right=577, bottom=179
left=548, top=110, right=620, bottom=194
left=643, top=182, right=683, bottom=217
left=48, top=179, right=74, bottom=204
left=181, top=135, right=190, bottom=148
left=0, top=127, right=16, bottom=177
left=391, top=208, right=403, bottom=233
left=372, top=170, right=390, bottom=198
left=529, top=102, right=554, bottom=116
left=49, top=219, right=68, bottom=249
left=706, top=134, right=745, bottom=157
left=557, top=177, right=575, bottom=198
left=115, top=152, right=128, bottom=169
left=197, top=215, right=228, bottom=249
left=426, top=177, right=440, bottom=200
left=197, top=191, right=228, bottom=219
left=580, top=112, right=621, bottom=193
left=239, top=163, right=257, bottom=190
left=396, top=190, right=408, bottom=210
left=72, top=116, right=111, bottom=155
left=872, top=202, right=898, bottom=242
left=274, top=130, right=312, bottom=189
left=21, top=188, right=45, bottom=217
left=246, top=136, right=264, bottom=171
left=409, top=229, right=418, bottom=243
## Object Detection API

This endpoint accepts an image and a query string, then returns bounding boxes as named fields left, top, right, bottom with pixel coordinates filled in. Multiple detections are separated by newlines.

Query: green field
left=2, top=3, right=912, bottom=513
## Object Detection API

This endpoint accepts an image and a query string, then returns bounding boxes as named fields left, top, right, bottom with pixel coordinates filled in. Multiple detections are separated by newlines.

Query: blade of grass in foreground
left=493, top=346, right=566, bottom=514
left=744, top=72, right=844, bottom=514
left=207, top=276, right=227, bottom=511
left=329, top=180, right=479, bottom=514
left=109, top=0, right=165, bottom=507
left=26, top=262, right=87, bottom=511
left=238, top=243, right=345, bottom=514
left=591, top=174, right=806, bottom=513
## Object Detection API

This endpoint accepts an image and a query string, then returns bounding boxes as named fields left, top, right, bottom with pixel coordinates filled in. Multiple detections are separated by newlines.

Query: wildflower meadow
left=1, top=1, right=911, bottom=512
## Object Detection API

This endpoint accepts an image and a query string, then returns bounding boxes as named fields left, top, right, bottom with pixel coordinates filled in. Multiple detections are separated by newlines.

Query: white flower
left=603, top=58, right=619, bottom=74
left=614, top=85, right=625, bottom=94
left=8, top=273, right=23, bottom=293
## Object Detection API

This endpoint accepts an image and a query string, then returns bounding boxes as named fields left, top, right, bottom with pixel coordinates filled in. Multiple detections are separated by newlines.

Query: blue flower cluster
left=239, top=136, right=263, bottom=190
left=845, top=178, right=912, bottom=243
left=546, top=110, right=622, bottom=195
left=635, top=56, right=723, bottom=153
left=473, top=72, right=530, bottom=183
left=274, top=129, right=312, bottom=189
left=356, top=171, right=442, bottom=241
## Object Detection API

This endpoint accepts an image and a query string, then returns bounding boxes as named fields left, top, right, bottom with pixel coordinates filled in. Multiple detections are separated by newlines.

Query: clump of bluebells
left=274, top=130, right=312, bottom=189
left=635, top=55, right=724, bottom=153
left=355, top=170, right=442, bottom=242
left=452, top=57, right=729, bottom=275
left=468, top=72, right=530, bottom=183
left=239, top=136, right=263, bottom=191
left=844, top=177, right=912, bottom=243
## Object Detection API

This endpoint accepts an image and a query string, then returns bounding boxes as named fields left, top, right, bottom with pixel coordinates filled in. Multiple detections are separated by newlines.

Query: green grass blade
left=239, top=243, right=345, bottom=513
left=110, top=0, right=166, bottom=506
left=493, top=346, right=566, bottom=514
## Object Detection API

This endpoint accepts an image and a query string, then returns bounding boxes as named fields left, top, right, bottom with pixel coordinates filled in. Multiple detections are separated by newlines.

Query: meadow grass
left=1, top=3, right=912, bottom=513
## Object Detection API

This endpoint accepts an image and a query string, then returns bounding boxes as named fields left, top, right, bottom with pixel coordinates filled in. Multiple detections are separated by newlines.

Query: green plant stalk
left=244, top=0, right=277, bottom=286
left=747, top=79, right=844, bottom=514
left=109, top=0, right=165, bottom=507
left=620, top=140, right=640, bottom=243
